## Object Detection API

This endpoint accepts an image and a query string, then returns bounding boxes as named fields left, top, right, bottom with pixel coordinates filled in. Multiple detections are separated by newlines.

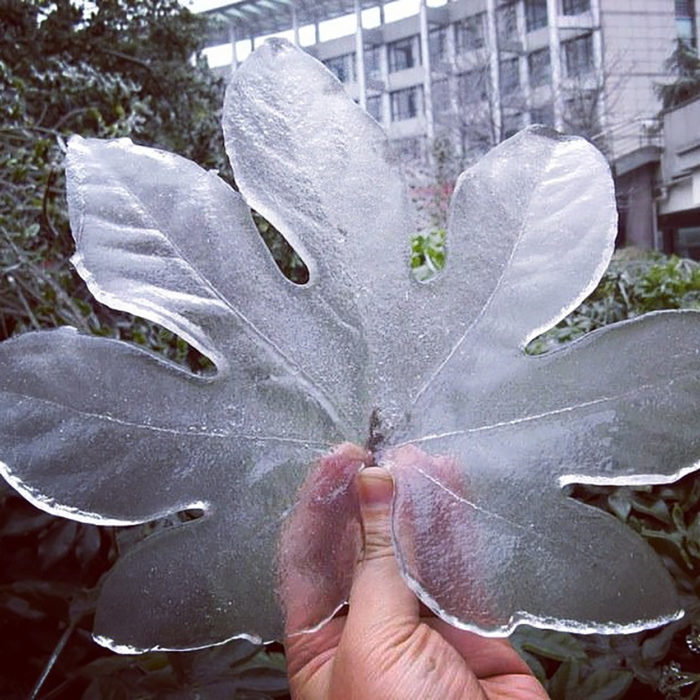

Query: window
left=324, top=53, right=355, bottom=83
left=456, top=13, right=486, bottom=52
left=458, top=68, right=489, bottom=103
left=364, top=45, right=382, bottom=80
left=530, top=103, right=555, bottom=126
left=676, top=226, right=700, bottom=260
left=525, top=0, right=548, bottom=32
left=366, top=95, right=382, bottom=122
left=388, top=36, right=420, bottom=73
left=528, top=47, right=551, bottom=87
left=564, top=89, right=599, bottom=133
left=497, top=3, right=518, bottom=42
left=675, top=0, right=697, bottom=45
left=500, top=57, right=520, bottom=94
left=563, top=33, right=594, bottom=77
left=391, top=86, right=421, bottom=120
left=562, top=0, right=590, bottom=14
left=429, top=26, right=449, bottom=65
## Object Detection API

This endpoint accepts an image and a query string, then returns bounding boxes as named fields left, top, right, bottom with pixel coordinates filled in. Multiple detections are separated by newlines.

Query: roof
left=203, top=0, right=381, bottom=41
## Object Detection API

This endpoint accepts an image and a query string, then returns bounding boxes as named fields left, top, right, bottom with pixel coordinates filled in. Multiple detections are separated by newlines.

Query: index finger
left=278, top=442, right=369, bottom=636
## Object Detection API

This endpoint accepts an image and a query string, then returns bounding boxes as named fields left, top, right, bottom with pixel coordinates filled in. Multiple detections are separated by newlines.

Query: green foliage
left=253, top=212, right=309, bottom=285
left=0, top=1, right=276, bottom=695
left=0, top=490, right=290, bottom=697
left=0, top=0, right=226, bottom=371
left=408, top=243, right=700, bottom=697
left=511, top=249, right=700, bottom=698
left=655, top=40, right=700, bottom=110
left=411, top=228, right=446, bottom=282
left=513, top=468, right=700, bottom=699
left=1, top=3, right=699, bottom=693
left=0, top=0, right=301, bottom=355
left=527, top=250, right=700, bottom=355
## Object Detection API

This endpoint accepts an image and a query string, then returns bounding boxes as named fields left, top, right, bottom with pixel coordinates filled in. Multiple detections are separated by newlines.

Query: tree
left=0, top=4, right=271, bottom=695
left=0, top=0, right=227, bottom=351
left=431, top=50, right=529, bottom=177
left=655, top=39, right=700, bottom=110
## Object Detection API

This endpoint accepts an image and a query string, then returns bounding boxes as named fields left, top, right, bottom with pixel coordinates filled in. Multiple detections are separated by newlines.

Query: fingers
left=426, top=618, right=534, bottom=679
left=356, top=466, right=396, bottom=558
left=386, top=444, right=494, bottom=637
left=280, top=443, right=368, bottom=636
left=344, top=467, right=420, bottom=632
left=282, top=443, right=369, bottom=689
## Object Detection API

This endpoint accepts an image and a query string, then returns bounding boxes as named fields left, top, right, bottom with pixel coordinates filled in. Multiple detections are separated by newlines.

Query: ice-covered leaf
left=1, top=39, right=698, bottom=653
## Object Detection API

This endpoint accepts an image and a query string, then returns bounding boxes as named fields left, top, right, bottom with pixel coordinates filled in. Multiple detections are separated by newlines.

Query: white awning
left=204, top=0, right=381, bottom=42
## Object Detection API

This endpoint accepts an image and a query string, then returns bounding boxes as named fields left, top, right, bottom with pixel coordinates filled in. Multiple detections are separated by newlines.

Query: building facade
left=658, top=95, right=700, bottom=257
left=205, top=0, right=700, bottom=253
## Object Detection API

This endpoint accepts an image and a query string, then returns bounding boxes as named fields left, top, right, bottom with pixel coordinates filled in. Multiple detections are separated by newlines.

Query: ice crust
left=0, top=38, right=698, bottom=652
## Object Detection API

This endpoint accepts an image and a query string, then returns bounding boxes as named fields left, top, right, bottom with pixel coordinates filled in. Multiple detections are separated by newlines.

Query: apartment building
left=658, top=95, right=700, bottom=257
left=205, top=0, right=700, bottom=253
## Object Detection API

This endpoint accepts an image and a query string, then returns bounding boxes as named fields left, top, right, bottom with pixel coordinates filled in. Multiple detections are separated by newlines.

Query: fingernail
left=357, top=466, right=394, bottom=509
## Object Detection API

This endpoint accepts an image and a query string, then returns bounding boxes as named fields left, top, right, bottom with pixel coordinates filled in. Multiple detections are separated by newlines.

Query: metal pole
left=546, top=0, right=564, bottom=130
left=419, top=0, right=435, bottom=141
left=486, top=0, right=502, bottom=142
left=355, top=0, right=367, bottom=109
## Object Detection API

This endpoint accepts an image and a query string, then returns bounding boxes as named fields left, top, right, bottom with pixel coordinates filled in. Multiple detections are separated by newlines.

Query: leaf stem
left=30, top=617, right=78, bottom=700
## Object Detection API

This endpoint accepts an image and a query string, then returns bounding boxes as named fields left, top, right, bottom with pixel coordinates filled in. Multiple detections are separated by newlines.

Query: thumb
left=345, top=467, right=419, bottom=629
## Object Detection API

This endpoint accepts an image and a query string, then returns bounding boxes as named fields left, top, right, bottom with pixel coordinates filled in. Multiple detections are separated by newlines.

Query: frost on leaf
left=1, top=39, right=698, bottom=653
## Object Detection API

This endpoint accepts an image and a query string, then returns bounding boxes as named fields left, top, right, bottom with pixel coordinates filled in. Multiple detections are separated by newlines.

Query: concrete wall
left=600, top=0, right=678, bottom=159
left=659, top=97, right=700, bottom=217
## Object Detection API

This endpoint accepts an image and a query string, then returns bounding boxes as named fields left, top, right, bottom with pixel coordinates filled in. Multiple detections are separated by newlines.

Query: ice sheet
left=0, top=39, right=697, bottom=652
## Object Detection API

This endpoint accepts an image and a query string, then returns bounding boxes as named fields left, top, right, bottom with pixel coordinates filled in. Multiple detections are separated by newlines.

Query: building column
left=291, top=3, right=300, bottom=46
left=515, top=0, right=531, bottom=125
left=546, top=0, right=564, bottom=130
left=229, top=23, right=239, bottom=73
left=446, top=9, right=459, bottom=152
left=419, top=0, right=435, bottom=141
left=486, top=0, right=502, bottom=142
left=379, top=9, right=390, bottom=127
left=590, top=0, right=607, bottom=134
left=354, top=0, right=367, bottom=109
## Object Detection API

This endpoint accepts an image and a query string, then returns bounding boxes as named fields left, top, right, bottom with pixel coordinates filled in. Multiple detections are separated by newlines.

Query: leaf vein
left=402, top=382, right=658, bottom=445
left=92, top=167, right=350, bottom=432
left=3, top=390, right=332, bottom=447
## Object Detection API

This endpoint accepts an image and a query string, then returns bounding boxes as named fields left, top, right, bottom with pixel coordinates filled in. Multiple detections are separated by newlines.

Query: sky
left=181, top=0, right=447, bottom=67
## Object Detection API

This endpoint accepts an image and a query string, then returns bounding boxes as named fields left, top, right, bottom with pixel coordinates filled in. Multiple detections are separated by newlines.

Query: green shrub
left=519, top=249, right=700, bottom=698
left=409, top=241, right=700, bottom=698
left=411, top=228, right=446, bottom=282
left=527, top=250, right=700, bottom=355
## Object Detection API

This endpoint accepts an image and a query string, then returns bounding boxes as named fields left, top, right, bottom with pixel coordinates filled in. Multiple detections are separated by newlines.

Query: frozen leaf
left=1, top=39, right=698, bottom=652
left=576, top=668, right=633, bottom=700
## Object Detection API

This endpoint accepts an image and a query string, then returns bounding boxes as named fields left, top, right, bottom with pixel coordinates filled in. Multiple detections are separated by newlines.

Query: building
left=658, top=95, right=700, bottom=257
left=204, top=0, right=700, bottom=254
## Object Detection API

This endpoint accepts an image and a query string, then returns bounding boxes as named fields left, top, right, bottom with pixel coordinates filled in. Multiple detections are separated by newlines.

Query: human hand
left=284, top=462, right=549, bottom=699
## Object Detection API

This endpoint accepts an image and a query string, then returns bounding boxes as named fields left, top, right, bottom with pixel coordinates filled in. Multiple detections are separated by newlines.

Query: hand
left=284, top=466, right=549, bottom=699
